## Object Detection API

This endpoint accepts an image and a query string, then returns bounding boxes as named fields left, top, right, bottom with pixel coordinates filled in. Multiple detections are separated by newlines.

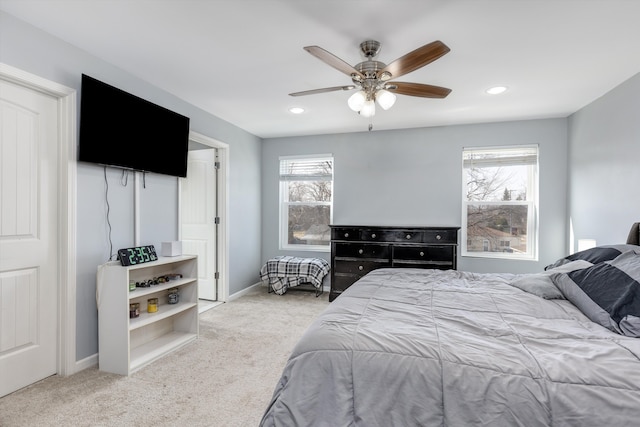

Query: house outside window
left=462, top=145, right=539, bottom=260
left=279, top=155, right=333, bottom=251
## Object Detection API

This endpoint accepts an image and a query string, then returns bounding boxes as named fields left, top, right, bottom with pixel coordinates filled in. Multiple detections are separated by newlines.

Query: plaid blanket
left=260, top=256, right=330, bottom=295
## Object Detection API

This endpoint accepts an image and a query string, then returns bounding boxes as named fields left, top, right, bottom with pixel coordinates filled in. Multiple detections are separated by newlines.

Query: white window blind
left=463, top=146, right=538, bottom=168
left=279, top=156, right=333, bottom=181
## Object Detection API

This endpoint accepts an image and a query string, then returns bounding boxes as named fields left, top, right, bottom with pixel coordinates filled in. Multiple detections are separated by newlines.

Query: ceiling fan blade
left=289, top=85, right=356, bottom=97
left=304, top=46, right=365, bottom=79
left=387, top=82, right=452, bottom=98
left=378, top=40, right=450, bottom=80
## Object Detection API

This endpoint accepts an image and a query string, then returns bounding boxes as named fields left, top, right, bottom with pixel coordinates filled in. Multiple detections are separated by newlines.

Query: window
left=462, top=145, right=538, bottom=260
left=279, top=155, right=333, bottom=251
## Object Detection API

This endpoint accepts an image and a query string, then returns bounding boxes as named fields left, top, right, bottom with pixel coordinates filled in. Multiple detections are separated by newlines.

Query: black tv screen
left=79, top=74, right=190, bottom=177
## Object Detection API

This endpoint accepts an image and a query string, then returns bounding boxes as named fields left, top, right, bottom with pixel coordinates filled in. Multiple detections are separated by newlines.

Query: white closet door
left=0, top=79, right=59, bottom=397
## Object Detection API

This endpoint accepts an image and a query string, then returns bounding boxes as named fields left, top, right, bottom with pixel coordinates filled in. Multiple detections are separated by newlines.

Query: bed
left=260, top=223, right=640, bottom=426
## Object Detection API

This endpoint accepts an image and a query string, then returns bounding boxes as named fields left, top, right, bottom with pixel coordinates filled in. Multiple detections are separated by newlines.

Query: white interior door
left=0, top=79, right=59, bottom=397
left=180, top=149, right=218, bottom=300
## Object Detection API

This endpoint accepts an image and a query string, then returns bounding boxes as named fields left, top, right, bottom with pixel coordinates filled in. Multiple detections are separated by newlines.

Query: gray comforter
left=260, top=268, right=640, bottom=426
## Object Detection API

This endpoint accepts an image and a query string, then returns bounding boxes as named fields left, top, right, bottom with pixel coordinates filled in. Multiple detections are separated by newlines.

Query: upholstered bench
left=260, top=256, right=330, bottom=296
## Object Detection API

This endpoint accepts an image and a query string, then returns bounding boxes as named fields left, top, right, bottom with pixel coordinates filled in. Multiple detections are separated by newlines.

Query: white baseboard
left=74, top=353, right=98, bottom=373
left=228, top=281, right=263, bottom=302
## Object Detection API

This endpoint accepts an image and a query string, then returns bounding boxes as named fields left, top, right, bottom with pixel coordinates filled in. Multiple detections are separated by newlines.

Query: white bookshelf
left=97, top=255, right=199, bottom=375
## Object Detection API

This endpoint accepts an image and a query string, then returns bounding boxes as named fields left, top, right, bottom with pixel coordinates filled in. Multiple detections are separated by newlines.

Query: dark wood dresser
left=329, top=225, right=459, bottom=301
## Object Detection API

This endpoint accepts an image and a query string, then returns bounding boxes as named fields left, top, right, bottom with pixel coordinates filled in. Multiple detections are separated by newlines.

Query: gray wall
left=262, top=118, right=569, bottom=274
left=1, top=11, right=263, bottom=361
left=568, top=72, right=640, bottom=247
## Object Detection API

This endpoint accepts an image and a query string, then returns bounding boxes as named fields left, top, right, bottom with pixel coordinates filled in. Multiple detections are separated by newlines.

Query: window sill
left=280, top=244, right=330, bottom=253
left=462, top=252, right=538, bottom=261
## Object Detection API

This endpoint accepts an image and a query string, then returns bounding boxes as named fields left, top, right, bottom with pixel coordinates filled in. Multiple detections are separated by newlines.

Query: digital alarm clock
left=117, top=245, right=159, bottom=266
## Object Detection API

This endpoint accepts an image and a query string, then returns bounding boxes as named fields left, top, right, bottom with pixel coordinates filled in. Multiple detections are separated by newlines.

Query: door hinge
left=214, top=161, right=221, bottom=170
left=214, top=272, right=220, bottom=280
left=214, top=217, right=220, bottom=224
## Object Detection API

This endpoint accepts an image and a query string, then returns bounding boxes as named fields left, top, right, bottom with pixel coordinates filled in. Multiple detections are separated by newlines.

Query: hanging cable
left=120, top=169, right=129, bottom=186
left=104, top=166, right=115, bottom=261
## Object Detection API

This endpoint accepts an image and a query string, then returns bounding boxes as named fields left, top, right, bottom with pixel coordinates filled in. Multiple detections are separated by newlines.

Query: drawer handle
left=344, top=232, right=349, bottom=238
left=371, top=233, right=377, bottom=238
left=358, top=265, right=364, bottom=271
left=436, top=234, right=442, bottom=240
left=406, top=234, right=412, bottom=239
left=420, top=251, right=425, bottom=257
left=358, top=249, right=364, bottom=254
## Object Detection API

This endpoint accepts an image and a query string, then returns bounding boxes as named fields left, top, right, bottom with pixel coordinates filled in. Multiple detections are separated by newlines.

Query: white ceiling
left=2, top=0, right=640, bottom=139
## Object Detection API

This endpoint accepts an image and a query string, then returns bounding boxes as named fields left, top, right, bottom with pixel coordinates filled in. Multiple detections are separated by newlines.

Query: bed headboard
left=627, top=222, right=640, bottom=245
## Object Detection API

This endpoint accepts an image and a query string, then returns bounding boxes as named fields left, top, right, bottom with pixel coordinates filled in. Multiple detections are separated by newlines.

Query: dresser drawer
left=331, top=227, right=362, bottom=241
left=423, top=229, right=457, bottom=244
left=381, top=229, right=424, bottom=243
left=360, top=228, right=384, bottom=241
left=334, top=259, right=389, bottom=275
left=334, top=243, right=390, bottom=259
left=393, top=245, right=455, bottom=262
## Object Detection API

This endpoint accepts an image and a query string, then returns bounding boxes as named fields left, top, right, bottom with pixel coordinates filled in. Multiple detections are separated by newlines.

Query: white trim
left=0, top=63, right=78, bottom=376
left=183, top=131, right=230, bottom=303
left=75, top=353, right=98, bottom=372
left=228, top=281, right=262, bottom=302
left=278, top=154, right=334, bottom=252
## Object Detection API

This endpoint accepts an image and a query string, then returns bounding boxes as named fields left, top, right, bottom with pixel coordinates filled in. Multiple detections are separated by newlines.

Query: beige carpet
left=0, top=285, right=329, bottom=426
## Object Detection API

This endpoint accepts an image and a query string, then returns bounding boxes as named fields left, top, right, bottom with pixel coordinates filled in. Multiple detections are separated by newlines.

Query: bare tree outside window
left=462, top=147, right=538, bottom=259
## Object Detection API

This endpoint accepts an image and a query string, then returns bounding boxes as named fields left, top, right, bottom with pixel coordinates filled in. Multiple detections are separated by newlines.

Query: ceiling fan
left=289, top=39, right=452, bottom=119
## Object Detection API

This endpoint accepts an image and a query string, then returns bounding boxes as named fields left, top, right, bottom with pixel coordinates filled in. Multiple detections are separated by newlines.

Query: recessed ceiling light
left=289, top=107, right=305, bottom=114
left=486, top=86, right=508, bottom=95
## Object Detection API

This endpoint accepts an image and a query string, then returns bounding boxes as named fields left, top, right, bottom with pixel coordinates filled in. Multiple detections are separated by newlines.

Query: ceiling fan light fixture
left=379, top=71, right=392, bottom=81
left=376, top=89, right=396, bottom=110
left=348, top=90, right=366, bottom=112
left=360, top=99, right=376, bottom=117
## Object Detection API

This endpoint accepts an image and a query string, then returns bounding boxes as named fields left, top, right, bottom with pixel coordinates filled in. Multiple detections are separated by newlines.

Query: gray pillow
left=510, top=260, right=593, bottom=299
left=551, top=250, right=640, bottom=337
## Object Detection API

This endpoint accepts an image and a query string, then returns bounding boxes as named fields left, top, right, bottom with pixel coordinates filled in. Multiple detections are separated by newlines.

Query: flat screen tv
left=79, top=74, right=190, bottom=178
